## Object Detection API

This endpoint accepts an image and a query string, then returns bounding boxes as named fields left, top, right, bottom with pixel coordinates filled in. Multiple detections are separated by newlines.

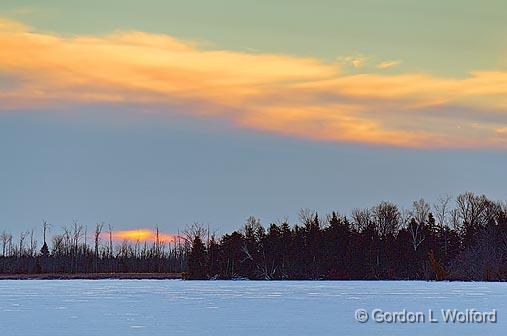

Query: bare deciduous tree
left=183, top=222, right=207, bottom=244
left=408, top=199, right=430, bottom=251
left=94, top=222, right=104, bottom=271
left=351, top=208, right=371, bottom=232
left=1, top=231, right=12, bottom=257
left=28, top=229, right=37, bottom=257
left=411, top=199, right=430, bottom=226
left=371, top=201, right=401, bottom=238
left=18, top=231, right=28, bottom=257
left=456, top=192, right=488, bottom=228
left=108, top=224, right=113, bottom=258
left=42, top=220, right=51, bottom=246
left=298, top=209, right=316, bottom=228
left=434, top=195, right=452, bottom=229
left=434, top=195, right=452, bottom=258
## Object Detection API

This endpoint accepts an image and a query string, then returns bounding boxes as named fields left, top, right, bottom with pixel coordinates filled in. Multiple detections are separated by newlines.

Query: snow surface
left=0, top=280, right=505, bottom=335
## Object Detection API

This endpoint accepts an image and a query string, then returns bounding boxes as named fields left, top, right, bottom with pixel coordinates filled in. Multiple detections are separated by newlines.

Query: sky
left=0, top=1, right=506, bottom=238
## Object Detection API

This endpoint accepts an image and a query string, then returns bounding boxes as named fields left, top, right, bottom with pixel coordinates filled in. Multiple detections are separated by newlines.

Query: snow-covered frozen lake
left=0, top=280, right=505, bottom=335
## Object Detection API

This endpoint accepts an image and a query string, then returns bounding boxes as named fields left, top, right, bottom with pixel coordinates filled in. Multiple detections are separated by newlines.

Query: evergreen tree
left=40, top=242, right=49, bottom=257
left=188, top=236, right=208, bottom=280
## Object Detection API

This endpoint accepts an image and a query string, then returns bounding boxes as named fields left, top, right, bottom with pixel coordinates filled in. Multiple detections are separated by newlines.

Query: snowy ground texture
left=0, top=280, right=505, bottom=336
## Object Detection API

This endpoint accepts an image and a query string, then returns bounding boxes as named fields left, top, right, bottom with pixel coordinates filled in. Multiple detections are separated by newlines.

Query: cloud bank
left=1, top=18, right=506, bottom=148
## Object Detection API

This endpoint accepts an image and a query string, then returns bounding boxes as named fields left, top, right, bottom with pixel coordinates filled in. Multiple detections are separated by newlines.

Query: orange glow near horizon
left=110, top=229, right=178, bottom=243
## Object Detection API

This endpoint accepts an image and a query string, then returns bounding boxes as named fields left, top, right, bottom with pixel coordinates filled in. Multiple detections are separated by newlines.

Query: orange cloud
left=497, top=127, right=507, bottom=137
left=1, top=17, right=507, bottom=149
left=111, top=229, right=177, bottom=243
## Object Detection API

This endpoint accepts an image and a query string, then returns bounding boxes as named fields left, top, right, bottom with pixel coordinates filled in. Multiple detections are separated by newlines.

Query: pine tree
left=188, top=236, right=208, bottom=280
left=40, top=242, right=49, bottom=257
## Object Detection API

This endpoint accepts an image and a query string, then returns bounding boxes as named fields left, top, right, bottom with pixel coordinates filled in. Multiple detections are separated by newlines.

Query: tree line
left=187, top=192, right=507, bottom=281
left=1, top=192, right=505, bottom=281
left=0, top=222, right=188, bottom=274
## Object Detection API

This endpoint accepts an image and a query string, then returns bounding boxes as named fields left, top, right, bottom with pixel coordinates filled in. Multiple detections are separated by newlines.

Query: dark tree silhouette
left=187, top=236, right=208, bottom=280
left=186, top=193, right=507, bottom=281
left=0, top=192, right=506, bottom=281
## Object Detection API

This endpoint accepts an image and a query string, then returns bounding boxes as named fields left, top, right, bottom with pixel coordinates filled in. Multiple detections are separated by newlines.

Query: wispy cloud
left=1, top=18, right=507, bottom=149
left=338, top=55, right=369, bottom=69
left=497, top=127, right=507, bottom=137
left=377, top=60, right=402, bottom=69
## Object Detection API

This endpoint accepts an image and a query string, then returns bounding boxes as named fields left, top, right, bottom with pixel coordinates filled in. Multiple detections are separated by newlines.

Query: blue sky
left=1, top=107, right=505, bottom=235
